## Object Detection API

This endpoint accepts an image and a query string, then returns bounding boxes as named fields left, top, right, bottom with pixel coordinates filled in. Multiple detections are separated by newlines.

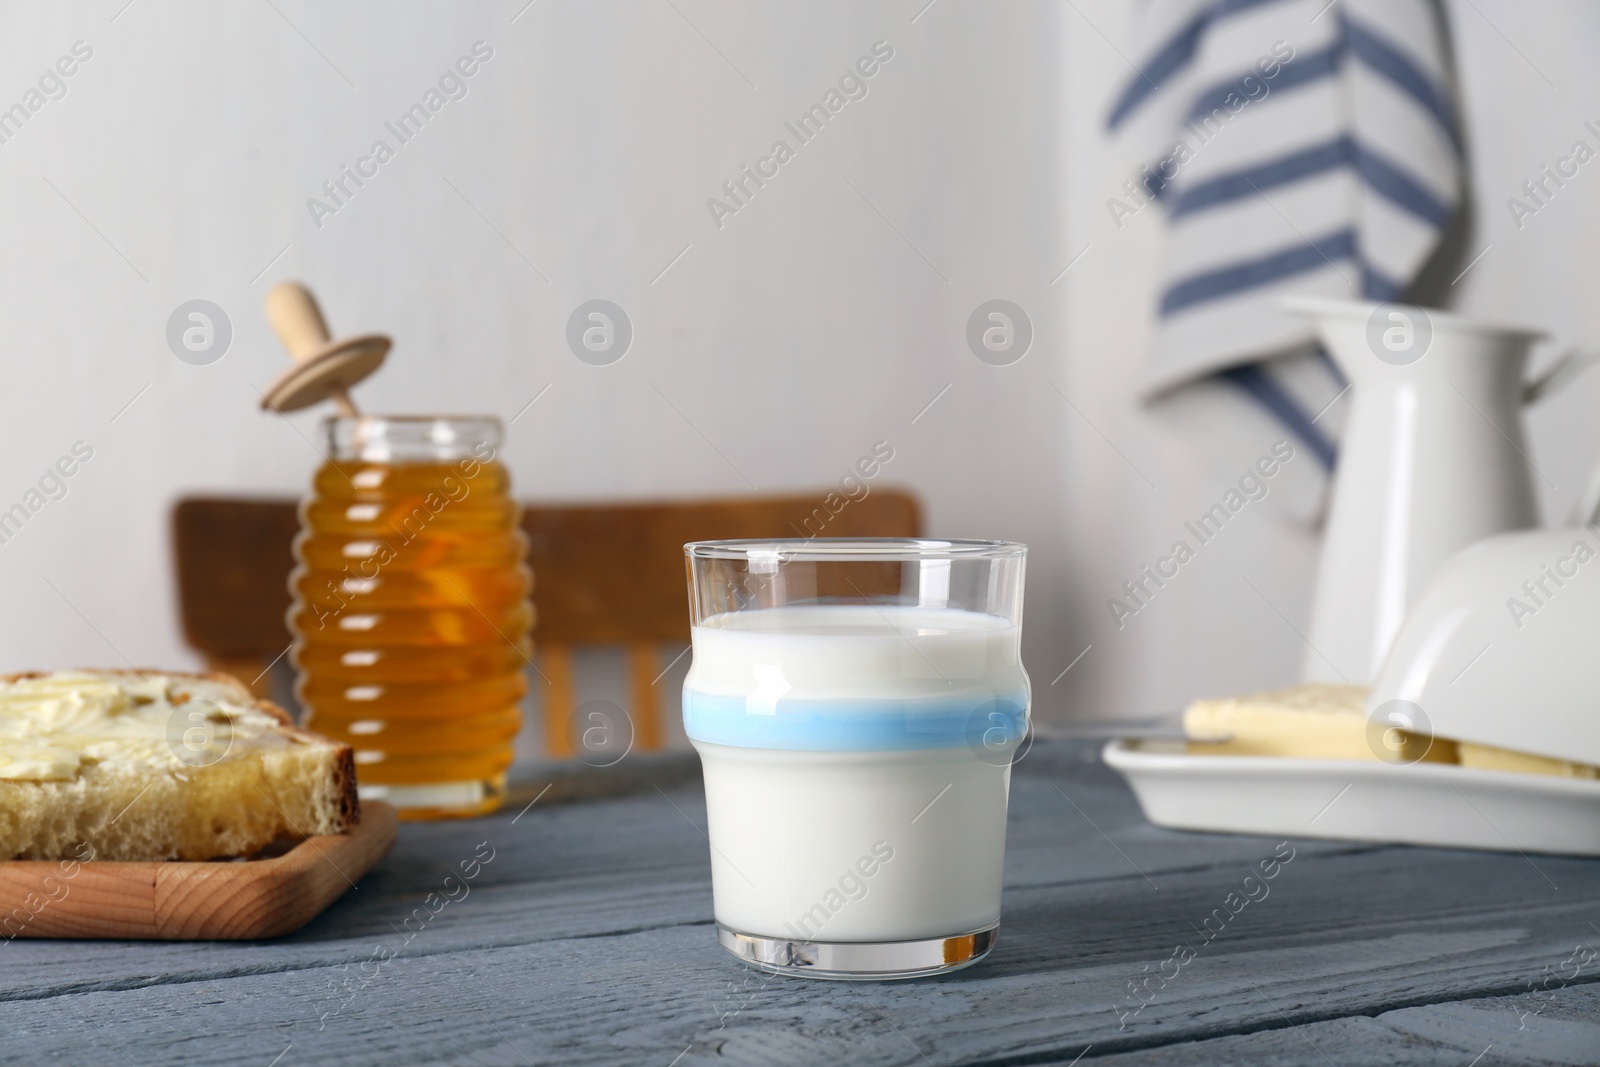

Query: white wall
left=0, top=1, right=1595, bottom=731
left=0, top=1, right=1076, bottom=717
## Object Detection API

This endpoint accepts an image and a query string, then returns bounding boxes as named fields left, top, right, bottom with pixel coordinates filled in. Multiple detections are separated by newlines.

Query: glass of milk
left=683, top=539, right=1029, bottom=979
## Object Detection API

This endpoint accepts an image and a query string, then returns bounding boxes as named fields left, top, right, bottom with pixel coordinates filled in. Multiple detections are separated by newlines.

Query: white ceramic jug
left=1284, top=296, right=1597, bottom=684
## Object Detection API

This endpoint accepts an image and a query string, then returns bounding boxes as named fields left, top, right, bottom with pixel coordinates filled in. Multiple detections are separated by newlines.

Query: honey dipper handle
left=265, top=281, right=333, bottom=363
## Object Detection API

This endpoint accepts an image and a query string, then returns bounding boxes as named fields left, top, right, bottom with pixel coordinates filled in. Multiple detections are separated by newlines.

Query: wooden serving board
left=0, top=801, right=396, bottom=940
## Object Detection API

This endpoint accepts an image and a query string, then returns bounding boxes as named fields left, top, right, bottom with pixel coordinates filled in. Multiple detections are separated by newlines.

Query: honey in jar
left=288, top=416, right=531, bottom=819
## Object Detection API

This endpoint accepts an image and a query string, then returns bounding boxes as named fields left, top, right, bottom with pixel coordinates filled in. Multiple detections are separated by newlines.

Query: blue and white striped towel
left=1107, top=0, right=1462, bottom=512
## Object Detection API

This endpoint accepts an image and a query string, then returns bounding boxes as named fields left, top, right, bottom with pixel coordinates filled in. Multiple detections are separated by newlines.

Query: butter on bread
left=1182, top=683, right=1454, bottom=764
left=0, top=669, right=356, bottom=861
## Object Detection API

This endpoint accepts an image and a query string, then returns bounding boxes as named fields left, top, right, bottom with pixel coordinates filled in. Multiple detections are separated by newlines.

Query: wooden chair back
left=173, top=492, right=921, bottom=757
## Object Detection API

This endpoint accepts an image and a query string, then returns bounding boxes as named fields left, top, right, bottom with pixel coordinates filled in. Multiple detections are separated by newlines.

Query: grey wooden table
left=4, top=742, right=1598, bottom=1066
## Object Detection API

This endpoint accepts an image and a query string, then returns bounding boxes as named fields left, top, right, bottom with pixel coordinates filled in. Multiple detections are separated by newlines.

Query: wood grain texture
left=0, top=803, right=395, bottom=941
left=518, top=492, right=920, bottom=644
left=3, top=746, right=1595, bottom=1066
left=627, top=643, right=663, bottom=752
left=174, top=491, right=920, bottom=660
left=172, top=498, right=301, bottom=660
left=175, top=492, right=920, bottom=756
left=540, top=644, right=577, bottom=759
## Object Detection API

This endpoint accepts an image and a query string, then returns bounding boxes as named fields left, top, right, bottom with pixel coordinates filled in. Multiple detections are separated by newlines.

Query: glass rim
left=322, top=414, right=503, bottom=462
left=319, top=414, right=504, bottom=429
left=684, top=538, right=1026, bottom=562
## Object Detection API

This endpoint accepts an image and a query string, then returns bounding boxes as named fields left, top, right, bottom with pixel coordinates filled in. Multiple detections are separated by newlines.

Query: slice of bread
left=0, top=669, right=357, bottom=861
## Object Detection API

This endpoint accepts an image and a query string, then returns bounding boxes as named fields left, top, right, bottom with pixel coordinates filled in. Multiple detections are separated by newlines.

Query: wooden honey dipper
left=261, top=281, right=391, bottom=416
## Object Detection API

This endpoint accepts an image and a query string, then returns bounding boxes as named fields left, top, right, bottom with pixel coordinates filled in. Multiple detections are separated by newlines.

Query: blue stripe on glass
left=1343, top=14, right=1461, bottom=154
left=1218, top=363, right=1338, bottom=471
left=1160, top=228, right=1356, bottom=315
left=1168, top=135, right=1452, bottom=226
left=682, top=690, right=1030, bottom=752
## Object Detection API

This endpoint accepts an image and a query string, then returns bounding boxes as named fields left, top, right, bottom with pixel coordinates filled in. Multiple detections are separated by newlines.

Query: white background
left=0, top=1, right=1595, bottom=738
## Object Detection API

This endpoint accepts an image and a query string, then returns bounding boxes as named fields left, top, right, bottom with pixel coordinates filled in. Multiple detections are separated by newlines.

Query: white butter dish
left=1370, top=528, right=1600, bottom=768
left=1103, top=738, right=1600, bottom=857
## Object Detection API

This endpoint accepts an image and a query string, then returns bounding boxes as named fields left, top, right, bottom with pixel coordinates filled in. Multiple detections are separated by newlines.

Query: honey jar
left=288, top=415, right=531, bottom=819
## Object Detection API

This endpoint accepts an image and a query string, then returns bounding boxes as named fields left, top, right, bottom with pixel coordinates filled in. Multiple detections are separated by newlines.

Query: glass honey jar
left=288, top=416, right=531, bottom=819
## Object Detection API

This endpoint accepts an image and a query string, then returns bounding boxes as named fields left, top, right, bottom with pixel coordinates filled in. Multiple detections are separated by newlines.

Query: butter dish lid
left=1369, top=527, right=1600, bottom=768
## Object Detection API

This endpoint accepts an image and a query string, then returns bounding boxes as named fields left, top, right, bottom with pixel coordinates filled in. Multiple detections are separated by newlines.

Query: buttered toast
left=0, top=670, right=356, bottom=861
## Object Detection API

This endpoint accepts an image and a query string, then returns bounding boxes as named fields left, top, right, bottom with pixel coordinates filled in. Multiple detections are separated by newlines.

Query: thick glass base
left=357, top=775, right=505, bottom=820
left=716, top=922, right=998, bottom=980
